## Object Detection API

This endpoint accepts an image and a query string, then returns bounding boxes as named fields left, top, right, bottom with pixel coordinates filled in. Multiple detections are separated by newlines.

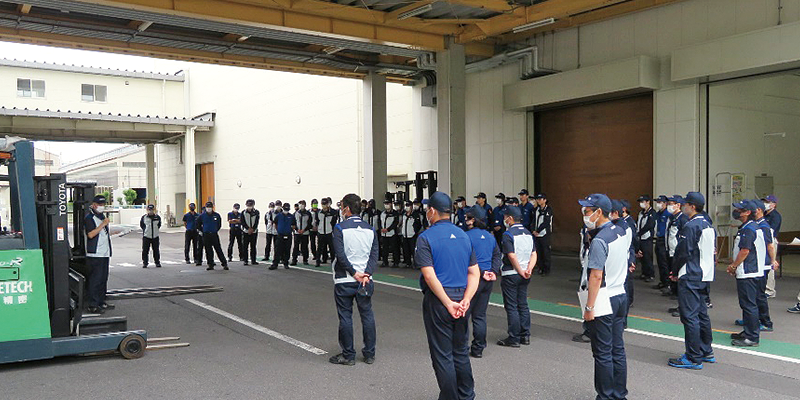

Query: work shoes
left=496, top=338, right=520, bottom=348
left=363, top=356, right=375, bottom=365
left=520, top=337, right=531, bottom=345
left=206, top=266, right=215, bottom=271
left=142, top=264, right=148, bottom=268
left=195, top=263, right=202, bottom=267
left=101, top=303, right=115, bottom=310
left=652, top=282, right=666, bottom=289
left=252, top=261, right=259, bottom=265
left=700, top=353, right=716, bottom=363
left=223, top=265, right=229, bottom=271
left=760, top=325, right=774, bottom=332
left=730, top=331, right=745, bottom=340
left=788, top=303, right=800, bottom=313
left=156, top=264, right=162, bottom=268
left=290, top=261, right=297, bottom=266
left=643, top=277, right=655, bottom=283
left=668, top=354, right=703, bottom=370
left=731, top=338, right=759, bottom=347
left=269, top=265, right=278, bottom=270
left=572, top=333, right=591, bottom=343
left=185, top=259, right=191, bottom=264
left=284, top=265, right=290, bottom=269
left=243, top=262, right=249, bottom=266
left=328, top=354, right=355, bottom=366
left=469, top=350, right=482, bottom=358
left=86, top=306, right=104, bottom=314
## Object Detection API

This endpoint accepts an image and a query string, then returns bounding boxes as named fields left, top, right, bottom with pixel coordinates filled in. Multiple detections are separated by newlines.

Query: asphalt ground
left=2, top=229, right=800, bottom=399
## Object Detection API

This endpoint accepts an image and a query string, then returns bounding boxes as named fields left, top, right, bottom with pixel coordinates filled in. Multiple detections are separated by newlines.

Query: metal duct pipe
left=465, top=46, right=559, bottom=79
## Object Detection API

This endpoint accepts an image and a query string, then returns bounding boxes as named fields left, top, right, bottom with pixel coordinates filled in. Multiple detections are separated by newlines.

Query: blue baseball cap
left=505, top=205, right=522, bottom=220
left=578, top=193, right=612, bottom=214
left=684, top=192, right=705, bottom=207
left=92, top=195, right=106, bottom=204
left=751, top=198, right=766, bottom=211
left=466, top=205, right=486, bottom=221
left=732, top=199, right=756, bottom=212
left=761, top=195, right=778, bottom=203
left=611, top=200, right=624, bottom=214
left=428, top=191, right=452, bottom=213
left=620, top=199, right=631, bottom=210
left=668, top=195, right=686, bottom=204
left=655, top=195, right=669, bottom=202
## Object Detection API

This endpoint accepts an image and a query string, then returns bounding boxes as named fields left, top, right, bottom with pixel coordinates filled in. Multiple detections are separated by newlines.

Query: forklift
left=0, top=140, right=147, bottom=364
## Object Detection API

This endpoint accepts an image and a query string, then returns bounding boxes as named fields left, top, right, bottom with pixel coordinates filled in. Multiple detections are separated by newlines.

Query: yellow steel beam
left=440, top=0, right=515, bottom=13
left=458, top=0, right=628, bottom=42
left=496, top=0, right=689, bottom=44
left=0, top=25, right=423, bottom=83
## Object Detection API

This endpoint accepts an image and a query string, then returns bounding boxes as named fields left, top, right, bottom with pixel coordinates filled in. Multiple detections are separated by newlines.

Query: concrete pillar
left=145, top=143, right=156, bottom=206
left=184, top=126, right=197, bottom=211
left=436, top=38, right=466, bottom=197
left=363, top=71, right=388, bottom=200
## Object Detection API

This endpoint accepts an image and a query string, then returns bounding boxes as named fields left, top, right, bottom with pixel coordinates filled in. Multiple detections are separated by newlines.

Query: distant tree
left=117, top=197, right=124, bottom=206
left=123, top=188, right=138, bottom=205
left=101, top=191, right=111, bottom=205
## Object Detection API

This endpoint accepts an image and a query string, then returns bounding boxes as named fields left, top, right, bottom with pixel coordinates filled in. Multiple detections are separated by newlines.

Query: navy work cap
left=205, top=201, right=214, bottom=207
left=578, top=193, right=612, bottom=214
left=455, top=196, right=466, bottom=202
left=233, top=203, right=240, bottom=208
left=684, top=192, right=705, bottom=207
left=533, top=193, right=547, bottom=199
left=519, top=189, right=529, bottom=196
left=429, top=191, right=452, bottom=213
left=92, top=195, right=106, bottom=204
left=505, top=205, right=522, bottom=220
left=668, top=195, right=686, bottom=204
left=611, top=200, right=624, bottom=214
left=751, top=198, right=766, bottom=211
left=146, top=204, right=155, bottom=210
left=762, top=195, right=778, bottom=203
left=620, top=199, right=631, bottom=210
left=637, top=195, right=651, bottom=202
left=655, top=195, right=669, bottom=202
left=474, top=192, right=486, bottom=199
left=466, top=205, right=486, bottom=221
left=732, top=200, right=756, bottom=212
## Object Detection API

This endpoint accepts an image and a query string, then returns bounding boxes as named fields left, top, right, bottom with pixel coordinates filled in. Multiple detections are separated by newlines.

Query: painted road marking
left=162, top=260, right=179, bottom=265
left=118, top=262, right=136, bottom=267
left=292, top=264, right=800, bottom=364
left=185, top=299, right=327, bottom=355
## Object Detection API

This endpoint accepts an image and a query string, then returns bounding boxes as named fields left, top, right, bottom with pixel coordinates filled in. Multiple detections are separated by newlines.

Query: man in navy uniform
left=400, top=200, right=422, bottom=268
left=464, top=206, right=501, bottom=358
left=309, top=199, right=320, bottom=262
left=636, top=195, right=656, bottom=282
left=227, top=203, right=244, bottom=262
left=579, top=193, right=628, bottom=400
left=240, top=199, right=260, bottom=265
left=316, top=198, right=338, bottom=267
left=474, top=192, right=491, bottom=223
left=85, top=195, right=113, bottom=314
left=497, top=206, right=537, bottom=348
left=183, top=202, right=202, bottom=265
left=653, top=195, right=670, bottom=290
left=533, top=193, right=553, bottom=276
left=727, top=200, right=763, bottom=347
left=668, top=192, right=716, bottom=369
left=664, top=195, right=688, bottom=299
left=140, top=204, right=162, bottom=268
left=328, top=194, right=379, bottom=366
left=197, top=201, right=228, bottom=271
left=762, top=195, right=781, bottom=299
left=491, top=193, right=507, bottom=244
left=417, top=191, right=480, bottom=400
left=740, top=199, right=776, bottom=332
left=518, top=189, right=535, bottom=229
left=291, top=200, right=312, bottom=266
left=271, top=202, right=295, bottom=270
left=452, top=196, right=467, bottom=230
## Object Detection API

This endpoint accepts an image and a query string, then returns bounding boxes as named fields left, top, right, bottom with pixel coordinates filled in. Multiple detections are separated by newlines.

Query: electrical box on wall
left=754, top=175, right=774, bottom=199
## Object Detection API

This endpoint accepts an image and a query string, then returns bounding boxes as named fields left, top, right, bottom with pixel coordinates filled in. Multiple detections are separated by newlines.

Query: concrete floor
left=2, top=229, right=800, bottom=399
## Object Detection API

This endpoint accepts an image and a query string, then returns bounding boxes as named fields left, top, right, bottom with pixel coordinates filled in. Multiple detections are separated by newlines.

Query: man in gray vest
left=140, top=204, right=161, bottom=268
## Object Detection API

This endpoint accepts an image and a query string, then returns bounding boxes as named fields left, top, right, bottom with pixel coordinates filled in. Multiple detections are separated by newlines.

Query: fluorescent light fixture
left=512, top=17, right=556, bottom=33
left=137, top=21, right=153, bottom=32
left=397, top=4, right=433, bottom=20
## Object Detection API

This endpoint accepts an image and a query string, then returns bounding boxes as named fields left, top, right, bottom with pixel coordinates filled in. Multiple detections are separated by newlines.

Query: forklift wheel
left=119, top=334, right=146, bottom=360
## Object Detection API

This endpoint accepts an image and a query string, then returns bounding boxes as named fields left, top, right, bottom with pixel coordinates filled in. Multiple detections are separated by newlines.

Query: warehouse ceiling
left=0, top=1, right=685, bottom=83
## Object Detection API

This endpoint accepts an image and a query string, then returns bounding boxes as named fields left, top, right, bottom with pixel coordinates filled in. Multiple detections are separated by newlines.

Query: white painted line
left=185, top=298, right=327, bottom=355
left=293, top=266, right=800, bottom=364
left=118, top=262, right=136, bottom=267
left=162, top=260, right=179, bottom=265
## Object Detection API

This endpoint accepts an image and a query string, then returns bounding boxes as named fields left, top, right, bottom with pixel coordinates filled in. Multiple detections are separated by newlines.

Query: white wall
left=156, top=63, right=416, bottom=215
left=464, top=63, right=527, bottom=198
left=708, top=74, right=800, bottom=233
left=0, top=65, right=184, bottom=117
left=412, top=87, right=437, bottom=173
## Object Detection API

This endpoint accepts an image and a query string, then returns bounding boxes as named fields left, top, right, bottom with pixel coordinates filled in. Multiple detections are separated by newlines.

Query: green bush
left=123, top=188, right=137, bottom=205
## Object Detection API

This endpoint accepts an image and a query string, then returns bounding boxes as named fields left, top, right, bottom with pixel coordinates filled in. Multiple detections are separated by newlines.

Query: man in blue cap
left=452, top=196, right=467, bottom=230
left=727, top=200, right=763, bottom=347
left=182, top=202, right=202, bottom=265
left=491, top=193, right=507, bottom=244
left=533, top=193, right=553, bottom=276
left=664, top=195, right=688, bottom=299
left=737, top=199, right=776, bottom=332
left=668, top=192, right=716, bottom=369
left=474, top=192, right=492, bottom=224
left=518, top=189, right=535, bottom=229
left=417, top=191, right=480, bottom=400
left=140, top=204, right=162, bottom=268
left=463, top=205, right=501, bottom=358
left=496, top=205, right=537, bottom=348
left=652, top=195, right=671, bottom=290
left=578, top=193, right=628, bottom=400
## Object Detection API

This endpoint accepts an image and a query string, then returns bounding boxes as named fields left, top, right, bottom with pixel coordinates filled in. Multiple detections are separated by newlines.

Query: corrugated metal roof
left=0, top=58, right=185, bottom=81
left=0, top=106, right=214, bottom=127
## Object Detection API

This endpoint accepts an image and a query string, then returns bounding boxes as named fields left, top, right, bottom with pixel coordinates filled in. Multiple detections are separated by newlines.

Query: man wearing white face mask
left=379, top=199, right=400, bottom=268
left=241, top=199, right=260, bottom=265
left=400, top=200, right=422, bottom=268
left=85, top=195, right=113, bottom=314
left=497, top=206, right=537, bottom=348
left=761, top=195, right=781, bottom=299
left=491, top=193, right=507, bottom=244
left=451, top=196, right=467, bottom=230
left=291, top=200, right=312, bottom=266
left=653, top=195, right=671, bottom=290
left=263, top=201, right=278, bottom=262
left=636, top=195, right=656, bottom=283
left=663, top=196, right=689, bottom=307
left=197, top=201, right=228, bottom=271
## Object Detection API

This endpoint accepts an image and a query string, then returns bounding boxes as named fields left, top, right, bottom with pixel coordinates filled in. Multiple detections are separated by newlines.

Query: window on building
left=121, top=162, right=147, bottom=168
left=82, top=84, right=107, bottom=102
left=34, top=159, right=54, bottom=166
left=17, top=79, right=45, bottom=98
